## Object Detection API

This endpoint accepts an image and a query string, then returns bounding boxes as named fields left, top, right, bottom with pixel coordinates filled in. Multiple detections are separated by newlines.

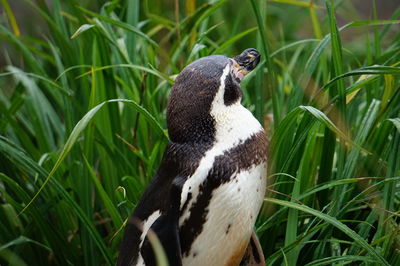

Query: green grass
left=0, top=0, right=399, bottom=265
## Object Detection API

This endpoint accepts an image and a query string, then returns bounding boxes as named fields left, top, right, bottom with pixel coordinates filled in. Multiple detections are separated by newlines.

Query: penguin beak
left=231, top=48, right=261, bottom=83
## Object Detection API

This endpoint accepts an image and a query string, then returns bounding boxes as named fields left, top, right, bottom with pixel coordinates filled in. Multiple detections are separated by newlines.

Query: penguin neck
left=208, top=64, right=263, bottom=152
left=167, top=102, right=262, bottom=148
left=167, top=114, right=216, bottom=146
left=211, top=102, right=263, bottom=153
left=167, top=63, right=261, bottom=148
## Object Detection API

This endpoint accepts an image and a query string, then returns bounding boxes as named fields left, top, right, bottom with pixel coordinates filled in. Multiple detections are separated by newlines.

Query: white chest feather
left=181, top=163, right=267, bottom=266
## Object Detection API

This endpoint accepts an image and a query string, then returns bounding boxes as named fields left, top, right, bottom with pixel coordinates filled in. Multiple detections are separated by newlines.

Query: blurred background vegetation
left=0, top=0, right=399, bottom=265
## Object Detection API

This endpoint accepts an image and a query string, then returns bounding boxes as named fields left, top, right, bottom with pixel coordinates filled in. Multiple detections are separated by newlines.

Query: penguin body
left=118, top=49, right=267, bottom=266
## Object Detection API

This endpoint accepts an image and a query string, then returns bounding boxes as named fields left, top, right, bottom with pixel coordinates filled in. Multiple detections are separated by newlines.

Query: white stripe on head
left=211, top=63, right=232, bottom=107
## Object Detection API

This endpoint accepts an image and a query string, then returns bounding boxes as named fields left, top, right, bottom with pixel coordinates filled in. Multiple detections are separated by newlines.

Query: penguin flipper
left=239, top=231, right=265, bottom=266
left=141, top=213, right=182, bottom=266
left=141, top=177, right=184, bottom=266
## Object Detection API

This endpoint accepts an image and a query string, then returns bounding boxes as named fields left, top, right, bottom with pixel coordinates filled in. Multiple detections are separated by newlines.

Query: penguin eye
left=250, top=51, right=258, bottom=56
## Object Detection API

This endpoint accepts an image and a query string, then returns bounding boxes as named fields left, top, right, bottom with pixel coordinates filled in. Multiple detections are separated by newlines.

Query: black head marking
left=167, top=55, right=229, bottom=144
left=223, top=71, right=242, bottom=106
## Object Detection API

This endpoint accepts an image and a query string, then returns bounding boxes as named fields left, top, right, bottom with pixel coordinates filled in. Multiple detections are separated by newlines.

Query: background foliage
left=0, top=0, right=399, bottom=265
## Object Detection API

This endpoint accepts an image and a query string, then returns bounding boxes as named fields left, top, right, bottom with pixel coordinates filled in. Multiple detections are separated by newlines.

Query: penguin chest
left=178, top=102, right=268, bottom=265
left=180, top=161, right=267, bottom=266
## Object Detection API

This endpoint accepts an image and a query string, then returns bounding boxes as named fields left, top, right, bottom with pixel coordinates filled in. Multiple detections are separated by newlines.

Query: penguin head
left=167, top=49, right=261, bottom=144
left=231, top=48, right=261, bottom=82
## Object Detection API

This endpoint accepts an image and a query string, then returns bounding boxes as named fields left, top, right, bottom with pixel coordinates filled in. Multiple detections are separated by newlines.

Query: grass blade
left=265, top=198, right=390, bottom=266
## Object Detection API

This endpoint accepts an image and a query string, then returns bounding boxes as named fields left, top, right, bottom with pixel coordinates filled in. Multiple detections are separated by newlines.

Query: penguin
left=118, top=48, right=268, bottom=266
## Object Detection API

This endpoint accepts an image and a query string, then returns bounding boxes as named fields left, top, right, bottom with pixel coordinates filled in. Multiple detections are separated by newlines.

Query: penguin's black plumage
left=118, top=49, right=267, bottom=266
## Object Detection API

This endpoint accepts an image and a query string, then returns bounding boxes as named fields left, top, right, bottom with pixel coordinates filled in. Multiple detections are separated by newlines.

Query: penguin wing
left=239, top=231, right=266, bottom=266
left=141, top=176, right=184, bottom=266
left=117, top=172, right=183, bottom=266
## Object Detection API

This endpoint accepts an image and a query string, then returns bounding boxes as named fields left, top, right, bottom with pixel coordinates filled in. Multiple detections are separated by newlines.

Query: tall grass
left=0, top=0, right=399, bottom=265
